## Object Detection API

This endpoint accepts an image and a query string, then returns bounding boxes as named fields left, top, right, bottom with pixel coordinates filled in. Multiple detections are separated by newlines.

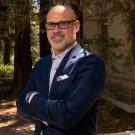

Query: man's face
left=46, top=5, right=80, bottom=53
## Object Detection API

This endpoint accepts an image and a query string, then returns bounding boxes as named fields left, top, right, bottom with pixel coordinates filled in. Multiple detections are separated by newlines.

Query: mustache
left=52, top=32, right=65, bottom=39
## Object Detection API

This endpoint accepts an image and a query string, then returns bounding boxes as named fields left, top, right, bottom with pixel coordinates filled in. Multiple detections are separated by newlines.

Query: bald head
left=45, top=4, right=80, bottom=55
left=46, top=5, right=77, bottom=22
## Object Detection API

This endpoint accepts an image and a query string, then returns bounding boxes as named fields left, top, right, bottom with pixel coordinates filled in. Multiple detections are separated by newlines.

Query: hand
left=43, top=121, right=48, bottom=126
left=25, top=91, right=39, bottom=104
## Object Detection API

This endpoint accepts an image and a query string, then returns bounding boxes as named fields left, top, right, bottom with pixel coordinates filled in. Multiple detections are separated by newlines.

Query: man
left=17, top=4, right=106, bottom=135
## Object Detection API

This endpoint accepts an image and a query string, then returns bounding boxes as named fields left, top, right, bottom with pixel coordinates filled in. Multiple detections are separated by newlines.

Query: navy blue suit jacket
left=17, top=43, right=106, bottom=135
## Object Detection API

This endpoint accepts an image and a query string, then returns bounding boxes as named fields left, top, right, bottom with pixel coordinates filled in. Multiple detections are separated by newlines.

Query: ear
left=75, top=20, right=80, bottom=32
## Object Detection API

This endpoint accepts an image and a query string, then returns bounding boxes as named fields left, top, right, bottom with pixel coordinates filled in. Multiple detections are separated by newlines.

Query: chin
left=50, top=40, right=73, bottom=51
left=53, top=46, right=66, bottom=51
left=51, top=43, right=67, bottom=50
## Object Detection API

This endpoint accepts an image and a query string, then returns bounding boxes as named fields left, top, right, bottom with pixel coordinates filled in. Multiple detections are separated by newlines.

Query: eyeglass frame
left=45, top=20, right=77, bottom=30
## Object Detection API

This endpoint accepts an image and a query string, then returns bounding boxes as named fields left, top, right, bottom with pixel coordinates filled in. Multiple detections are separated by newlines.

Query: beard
left=48, top=32, right=74, bottom=51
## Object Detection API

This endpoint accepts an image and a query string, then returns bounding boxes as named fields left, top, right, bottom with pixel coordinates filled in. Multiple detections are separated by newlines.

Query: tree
left=0, top=2, right=12, bottom=65
left=3, top=33, right=11, bottom=65
left=39, top=0, right=51, bottom=57
left=14, top=0, right=32, bottom=96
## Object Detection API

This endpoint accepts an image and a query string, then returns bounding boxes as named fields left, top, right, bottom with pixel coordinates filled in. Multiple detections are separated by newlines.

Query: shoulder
left=75, top=53, right=106, bottom=76
left=29, top=54, right=51, bottom=77
left=35, top=54, right=51, bottom=66
left=75, top=53, right=106, bottom=81
left=79, top=53, right=105, bottom=66
left=32, top=54, right=51, bottom=69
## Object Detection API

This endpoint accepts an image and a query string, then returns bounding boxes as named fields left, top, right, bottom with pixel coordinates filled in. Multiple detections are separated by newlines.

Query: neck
left=53, top=49, right=65, bottom=56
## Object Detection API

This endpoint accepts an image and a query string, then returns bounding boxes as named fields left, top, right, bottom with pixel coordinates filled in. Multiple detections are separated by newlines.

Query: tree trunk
left=14, top=0, right=32, bottom=96
left=39, top=0, right=51, bottom=57
left=39, top=24, right=51, bottom=57
left=3, top=35, right=11, bottom=65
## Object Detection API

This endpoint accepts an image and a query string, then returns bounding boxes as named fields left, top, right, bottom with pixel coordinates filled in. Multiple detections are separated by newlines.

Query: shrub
left=0, top=65, right=14, bottom=79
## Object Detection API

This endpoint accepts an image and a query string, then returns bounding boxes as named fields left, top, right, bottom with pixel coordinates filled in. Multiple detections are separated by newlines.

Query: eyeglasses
left=45, top=20, right=76, bottom=30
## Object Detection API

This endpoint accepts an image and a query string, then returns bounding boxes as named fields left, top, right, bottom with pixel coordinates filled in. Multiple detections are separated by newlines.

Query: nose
left=53, top=24, right=61, bottom=32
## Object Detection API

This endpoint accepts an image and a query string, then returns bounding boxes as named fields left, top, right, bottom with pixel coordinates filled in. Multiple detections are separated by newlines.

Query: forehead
left=46, top=5, right=76, bottom=21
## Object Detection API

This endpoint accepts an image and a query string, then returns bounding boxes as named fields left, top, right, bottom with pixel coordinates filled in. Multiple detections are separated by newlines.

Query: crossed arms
left=16, top=56, right=106, bottom=129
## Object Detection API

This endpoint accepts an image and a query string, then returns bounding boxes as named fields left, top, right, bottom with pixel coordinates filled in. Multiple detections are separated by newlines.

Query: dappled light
left=125, top=131, right=135, bottom=135
left=0, top=119, right=17, bottom=128
left=0, top=100, right=34, bottom=135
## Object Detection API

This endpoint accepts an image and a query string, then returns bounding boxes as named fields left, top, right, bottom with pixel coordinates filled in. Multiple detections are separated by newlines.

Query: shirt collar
left=52, top=42, right=77, bottom=60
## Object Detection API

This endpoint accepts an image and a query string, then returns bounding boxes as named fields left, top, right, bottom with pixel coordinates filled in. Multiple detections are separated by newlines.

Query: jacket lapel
left=63, top=44, right=83, bottom=70
left=49, top=48, right=73, bottom=96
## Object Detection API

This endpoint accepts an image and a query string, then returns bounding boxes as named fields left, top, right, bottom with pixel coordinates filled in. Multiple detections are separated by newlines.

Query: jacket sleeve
left=16, top=61, right=43, bottom=125
left=28, top=57, right=106, bottom=129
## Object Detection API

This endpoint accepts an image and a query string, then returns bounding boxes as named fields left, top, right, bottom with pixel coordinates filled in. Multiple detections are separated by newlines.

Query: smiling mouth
left=53, top=35, right=64, bottom=41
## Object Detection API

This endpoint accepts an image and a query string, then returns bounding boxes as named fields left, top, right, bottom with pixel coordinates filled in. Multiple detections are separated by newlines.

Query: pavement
left=0, top=99, right=134, bottom=135
left=100, top=131, right=135, bottom=135
left=0, top=99, right=34, bottom=135
left=0, top=129, right=134, bottom=135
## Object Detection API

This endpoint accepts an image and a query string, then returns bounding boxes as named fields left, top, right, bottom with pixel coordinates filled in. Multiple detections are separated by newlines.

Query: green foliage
left=0, top=65, right=13, bottom=79
left=83, top=35, right=123, bottom=63
left=0, top=40, right=4, bottom=63
left=0, top=0, right=40, bottom=66
left=31, top=20, right=40, bottom=64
